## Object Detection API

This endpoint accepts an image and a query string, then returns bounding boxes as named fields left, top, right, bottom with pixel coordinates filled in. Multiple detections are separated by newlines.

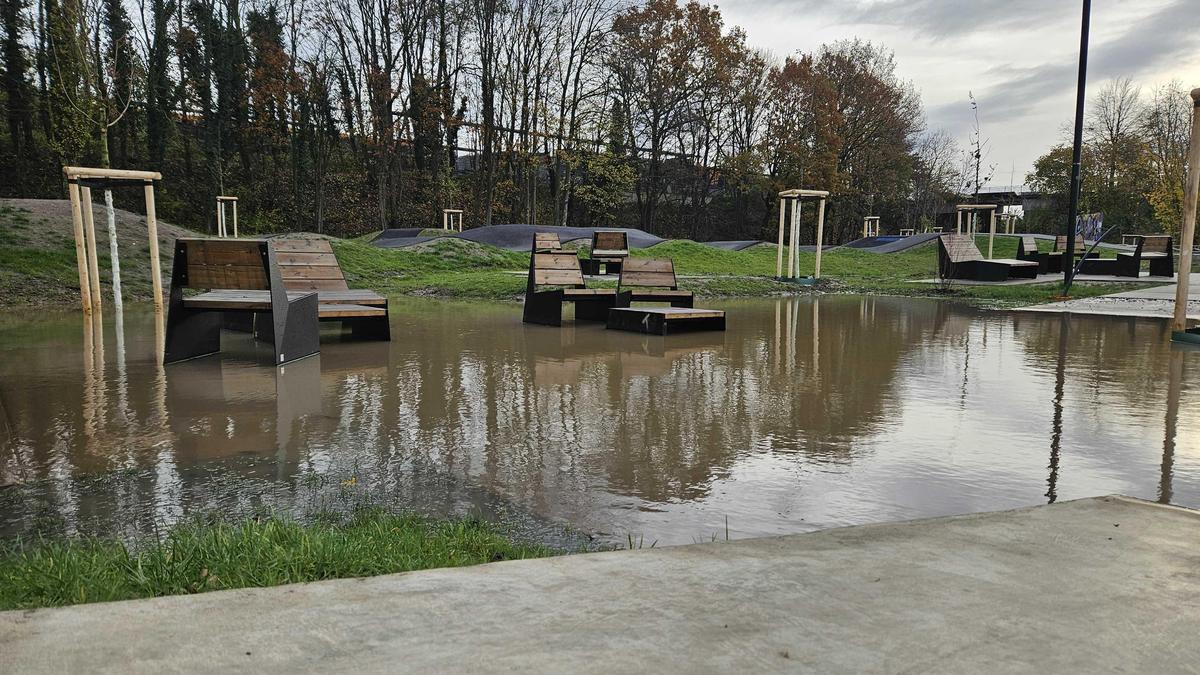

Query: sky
left=717, top=0, right=1200, bottom=188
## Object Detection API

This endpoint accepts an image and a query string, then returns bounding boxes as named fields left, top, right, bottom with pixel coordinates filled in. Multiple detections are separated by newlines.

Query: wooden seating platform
left=616, top=257, right=693, bottom=308
left=165, top=238, right=320, bottom=365
left=606, top=307, right=726, bottom=335
left=523, top=250, right=616, bottom=326
left=581, top=230, right=629, bottom=275
left=938, top=234, right=1038, bottom=282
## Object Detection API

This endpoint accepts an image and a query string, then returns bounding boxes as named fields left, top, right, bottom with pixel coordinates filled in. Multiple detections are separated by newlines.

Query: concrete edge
left=3, top=494, right=1196, bottom=622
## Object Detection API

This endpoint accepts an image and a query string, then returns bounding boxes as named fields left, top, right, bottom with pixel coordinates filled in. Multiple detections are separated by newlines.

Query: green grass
left=0, top=203, right=1173, bottom=308
left=0, top=508, right=554, bottom=610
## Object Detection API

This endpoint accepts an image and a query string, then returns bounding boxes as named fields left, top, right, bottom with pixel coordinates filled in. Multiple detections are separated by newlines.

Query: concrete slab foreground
left=2, top=496, right=1199, bottom=673
left=1016, top=273, right=1200, bottom=320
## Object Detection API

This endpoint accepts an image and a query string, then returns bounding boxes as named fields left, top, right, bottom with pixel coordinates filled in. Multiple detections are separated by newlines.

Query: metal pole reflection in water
left=1047, top=314, right=1069, bottom=503
left=812, top=298, right=819, bottom=380
left=1159, top=349, right=1184, bottom=504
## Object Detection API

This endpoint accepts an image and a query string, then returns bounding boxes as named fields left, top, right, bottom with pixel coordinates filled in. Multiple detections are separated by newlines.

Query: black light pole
left=1063, top=0, right=1092, bottom=295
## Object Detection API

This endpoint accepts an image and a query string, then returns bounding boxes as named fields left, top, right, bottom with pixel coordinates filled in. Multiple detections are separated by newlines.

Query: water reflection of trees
left=377, top=297, right=977, bottom=504
left=4, top=299, right=1195, bottom=542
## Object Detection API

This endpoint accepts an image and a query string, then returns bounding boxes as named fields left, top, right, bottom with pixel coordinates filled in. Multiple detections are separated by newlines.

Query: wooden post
left=987, top=209, right=997, bottom=259
left=232, top=200, right=238, bottom=237
left=1172, top=88, right=1200, bottom=333
left=80, top=186, right=103, bottom=310
left=814, top=198, right=827, bottom=279
left=216, top=199, right=224, bottom=237
left=68, top=181, right=93, bottom=314
left=785, top=198, right=796, bottom=279
left=956, top=209, right=962, bottom=234
left=145, top=182, right=164, bottom=312
left=775, top=199, right=785, bottom=278
left=789, top=199, right=801, bottom=278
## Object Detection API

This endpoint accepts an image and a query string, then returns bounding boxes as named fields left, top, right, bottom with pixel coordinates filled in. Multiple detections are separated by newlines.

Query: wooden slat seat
left=523, top=251, right=616, bottom=325
left=184, top=291, right=386, bottom=318
left=563, top=288, right=617, bottom=297
left=938, top=234, right=1039, bottom=282
left=616, top=257, right=693, bottom=308
left=533, top=233, right=562, bottom=252
left=1054, top=235, right=1098, bottom=259
left=270, top=237, right=390, bottom=337
left=318, top=303, right=387, bottom=318
left=1017, top=236, right=1062, bottom=274
left=582, top=230, right=630, bottom=275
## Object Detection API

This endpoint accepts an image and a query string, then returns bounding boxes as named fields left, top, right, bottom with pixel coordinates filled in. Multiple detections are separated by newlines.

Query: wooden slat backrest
left=619, top=257, right=677, bottom=289
left=1140, top=235, right=1171, bottom=254
left=531, top=252, right=585, bottom=287
left=272, top=238, right=349, bottom=291
left=1019, top=236, right=1038, bottom=256
left=179, top=239, right=270, bottom=290
left=534, top=233, right=561, bottom=251
left=939, top=234, right=983, bottom=264
left=1054, top=235, right=1088, bottom=251
left=592, top=230, right=628, bottom=253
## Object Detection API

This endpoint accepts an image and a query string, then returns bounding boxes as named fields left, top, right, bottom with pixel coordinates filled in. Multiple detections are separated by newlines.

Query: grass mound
left=0, top=509, right=553, bottom=610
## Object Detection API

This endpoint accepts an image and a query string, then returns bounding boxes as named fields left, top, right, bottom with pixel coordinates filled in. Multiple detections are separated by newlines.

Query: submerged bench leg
left=1149, top=257, right=1174, bottom=277
left=523, top=290, right=564, bottom=326
left=574, top=297, right=615, bottom=322
left=271, top=295, right=320, bottom=365
left=348, top=314, right=391, bottom=340
left=164, top=309, right=222, bottom=364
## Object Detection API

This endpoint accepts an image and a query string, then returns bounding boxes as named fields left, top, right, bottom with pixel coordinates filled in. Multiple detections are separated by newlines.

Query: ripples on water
left=0, top=297, right=1196, bottom=547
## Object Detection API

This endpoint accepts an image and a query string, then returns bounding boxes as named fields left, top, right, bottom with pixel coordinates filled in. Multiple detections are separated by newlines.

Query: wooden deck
left=606, top=307, right=726, bottom=335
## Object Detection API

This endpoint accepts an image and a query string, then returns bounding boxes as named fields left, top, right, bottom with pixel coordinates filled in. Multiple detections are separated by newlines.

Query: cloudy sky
left=718, top=0, right=1200, bottom=187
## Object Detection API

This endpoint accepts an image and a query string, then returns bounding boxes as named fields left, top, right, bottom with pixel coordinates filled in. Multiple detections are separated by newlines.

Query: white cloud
left=717, top=0, right=1200, bottom=184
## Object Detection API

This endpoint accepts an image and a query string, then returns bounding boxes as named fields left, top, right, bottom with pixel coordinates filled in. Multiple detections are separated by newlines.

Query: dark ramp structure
left=373, top=224, right=666, bottom=251
left=370, top=223, right=945, bottom=255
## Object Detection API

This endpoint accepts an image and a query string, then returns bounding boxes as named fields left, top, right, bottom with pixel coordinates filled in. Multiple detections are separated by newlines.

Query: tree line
left=1025, top=78, right=1193, bottom=237
left=2, top=0, right=971, bottom=241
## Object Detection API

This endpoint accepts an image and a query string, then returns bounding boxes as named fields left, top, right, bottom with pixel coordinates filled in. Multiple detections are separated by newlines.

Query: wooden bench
left=1016, top=236, right=1062, bottom=274
left=1054, top=235, right=1099, bottom=260
left=272, top=238, right=390, bottom=339
left=937, top=234, right=1038, bottom=282
left=615, top=257, right=693, bottom=308
left=533, top=232, right=562, bottom=252
left=581, top=230, right=629, bottom=275
left=1117, top=235, right=1173, bottom=277
left=607, top=307, right=725, bottom=335
left=165, top=238, right=319, bottom=365
left=523, top=250, right=616, bottom=326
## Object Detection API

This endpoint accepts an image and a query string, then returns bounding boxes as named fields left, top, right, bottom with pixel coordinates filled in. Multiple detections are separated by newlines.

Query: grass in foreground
left=0, top=509, right=554, bottom=610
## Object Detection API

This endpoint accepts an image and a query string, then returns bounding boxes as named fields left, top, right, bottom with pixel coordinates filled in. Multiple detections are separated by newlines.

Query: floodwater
left=1, top=297, right=1198, bottom=547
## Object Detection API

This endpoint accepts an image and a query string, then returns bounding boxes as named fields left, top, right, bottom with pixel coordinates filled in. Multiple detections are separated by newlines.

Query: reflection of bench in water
left=526, top=324, right=725, bottom=384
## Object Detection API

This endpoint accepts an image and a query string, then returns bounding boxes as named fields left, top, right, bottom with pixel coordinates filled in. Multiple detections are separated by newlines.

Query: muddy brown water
left=1, top=297, right=1197, bottom=547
